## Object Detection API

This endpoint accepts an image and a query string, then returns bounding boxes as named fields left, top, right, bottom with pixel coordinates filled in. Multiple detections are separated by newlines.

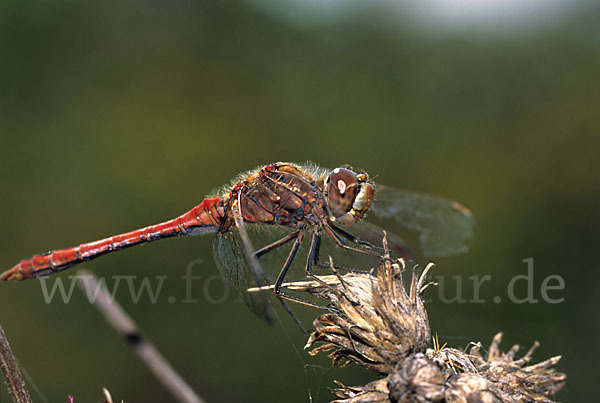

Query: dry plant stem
left=102, top=387, right=115, bottom=403
left=0, top=324, right=32, bottom=403
left=76, top=270, right=205, bottom=403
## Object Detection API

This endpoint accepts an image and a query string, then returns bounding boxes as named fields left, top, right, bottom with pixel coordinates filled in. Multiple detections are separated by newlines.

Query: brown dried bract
left=300, top=235, right=565, bottom=403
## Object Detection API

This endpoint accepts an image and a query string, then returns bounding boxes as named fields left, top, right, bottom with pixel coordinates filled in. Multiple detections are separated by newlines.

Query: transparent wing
left=213, top=197, right=274, bottom=323
left=213, top=230, right=273, bottom=322
left=370, top=185, right=475, bottom=257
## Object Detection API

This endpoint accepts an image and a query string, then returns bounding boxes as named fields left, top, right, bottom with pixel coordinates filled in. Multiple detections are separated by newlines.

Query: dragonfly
left=1, top=162, right=475, bottom=323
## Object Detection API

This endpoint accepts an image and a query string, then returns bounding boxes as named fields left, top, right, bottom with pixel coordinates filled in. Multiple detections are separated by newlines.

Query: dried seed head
left=304, top=255, right=432, bottom=374
left=298, top=234, right=565, bottom=402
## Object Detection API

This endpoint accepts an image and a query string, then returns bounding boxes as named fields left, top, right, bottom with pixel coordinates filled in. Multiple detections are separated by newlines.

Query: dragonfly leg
left=304, top=228, right=337, bottom=286
left=302, top=227, right=355, bottom=295
left=248, top=229, right=311, bottom=333
left=277, top=293, right=340, bottom=314
left=307, top=227, right=368, bottom=273
left=272, top=230, right=304, bottom=294
left=253, top=230, right=300, bottom=259
left=323, top=222, right=382, bottom=257
left=304, top=227, right=320, bottom=276
left=314, top=261, right=369, bottom=274
left=272, top=228, right=337, bottom=313
left=328, top=222, right=385, bottom=254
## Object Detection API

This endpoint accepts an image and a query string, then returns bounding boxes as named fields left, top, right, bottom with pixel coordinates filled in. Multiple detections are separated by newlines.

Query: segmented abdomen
left=1, top=198, right=225, bottom=281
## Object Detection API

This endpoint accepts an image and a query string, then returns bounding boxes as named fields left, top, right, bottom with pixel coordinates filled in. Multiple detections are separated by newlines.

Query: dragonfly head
left=324, top=167, right=374, bottom=225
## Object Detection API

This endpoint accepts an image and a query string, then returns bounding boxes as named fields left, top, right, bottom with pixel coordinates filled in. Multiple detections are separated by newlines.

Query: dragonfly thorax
left=324, top=167, right=374, bottom=225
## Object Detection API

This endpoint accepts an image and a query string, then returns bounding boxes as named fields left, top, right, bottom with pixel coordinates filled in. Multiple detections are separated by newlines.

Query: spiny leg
left=314, top=261, right=368, bottom=273
left=309, top=222, right=370, bottom=273
left=298, top=229, right=356, bottom=272
left=251, top=229, right=300, bottom=285
left=272, top=228, right=337, bottom=312
left=245, top=221, right=306, bottom=292
left=323, top=222, right=382, bottom=257
left=303, top=227, right=344, bottom=294
left=253, top=249, right=308, bottom=334
left=253, top=230, right=300, bottom=259
left=309, top=233, right=360, bottom=272
left=246, top=225, right=341, bottom=313
left=252, top=229, right=311, bottom=332
left=273, top=230, right=303, bottom=294
left=251, top=227, right=350, bottom=285
left=328, top=222, right=385, bottom=254
left=274, top=226, right=341, bottom=313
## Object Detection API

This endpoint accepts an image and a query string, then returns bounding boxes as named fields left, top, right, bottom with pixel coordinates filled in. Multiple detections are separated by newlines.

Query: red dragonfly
left=1, top=162, right=474, bottom=322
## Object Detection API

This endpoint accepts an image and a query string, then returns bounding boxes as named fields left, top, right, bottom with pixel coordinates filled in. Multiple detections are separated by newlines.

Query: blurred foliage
left=0, top=1, right=598, bottom=402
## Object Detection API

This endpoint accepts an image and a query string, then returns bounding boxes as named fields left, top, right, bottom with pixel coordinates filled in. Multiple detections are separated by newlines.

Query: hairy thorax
left=221, top=163, right=327, bottom=232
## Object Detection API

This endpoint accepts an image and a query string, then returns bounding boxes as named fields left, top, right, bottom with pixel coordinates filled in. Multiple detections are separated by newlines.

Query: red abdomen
left=1, top=198, right=225, bottom=281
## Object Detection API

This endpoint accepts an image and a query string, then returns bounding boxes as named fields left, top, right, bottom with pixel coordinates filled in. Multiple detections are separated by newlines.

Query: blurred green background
left=1, top=1, right=598, bottom=402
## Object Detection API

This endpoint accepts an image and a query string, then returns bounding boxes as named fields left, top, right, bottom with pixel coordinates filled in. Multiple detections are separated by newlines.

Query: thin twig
left=0, top=324, right=33, bottom=403
left=76, top=270, right=204, bottom=403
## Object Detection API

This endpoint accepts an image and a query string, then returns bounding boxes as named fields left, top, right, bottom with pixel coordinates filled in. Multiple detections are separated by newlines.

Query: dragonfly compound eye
left=325, top=168, right=374, bottom=225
